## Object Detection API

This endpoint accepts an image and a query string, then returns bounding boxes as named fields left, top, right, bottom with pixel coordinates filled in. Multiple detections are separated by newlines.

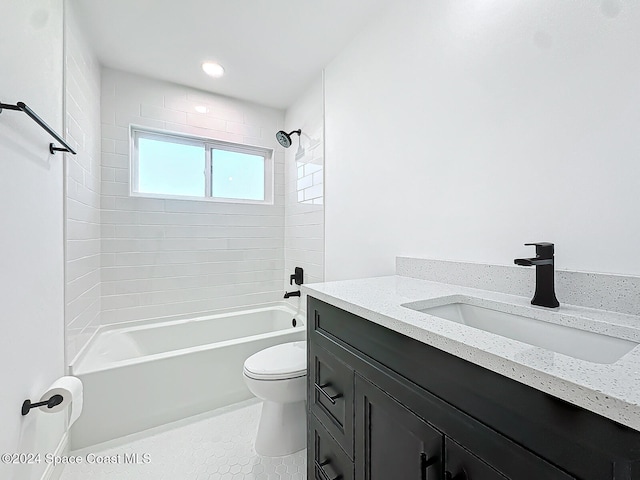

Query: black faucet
left=284, top=267, right=304, bottom=299
left=514, top=242, right=559, bottom=308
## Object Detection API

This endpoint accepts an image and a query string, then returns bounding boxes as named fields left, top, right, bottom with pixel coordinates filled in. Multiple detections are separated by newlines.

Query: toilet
left=243, top=341, right=307, bottom=456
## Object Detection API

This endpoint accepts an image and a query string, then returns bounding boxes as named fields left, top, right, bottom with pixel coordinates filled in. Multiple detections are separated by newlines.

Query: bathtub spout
left=284, top=290, right=301, bottom=299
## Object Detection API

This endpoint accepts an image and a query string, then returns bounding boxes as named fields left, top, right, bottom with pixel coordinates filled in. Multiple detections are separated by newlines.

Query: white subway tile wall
left=65, top=9, right=102, bottom=362
left=100, top=69, right=286, bottom=324
left=284, top=78, right=325, bottom=304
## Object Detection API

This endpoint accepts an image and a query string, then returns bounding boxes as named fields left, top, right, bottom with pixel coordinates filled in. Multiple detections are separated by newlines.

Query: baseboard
left=40, top=432, right=68, bottom=480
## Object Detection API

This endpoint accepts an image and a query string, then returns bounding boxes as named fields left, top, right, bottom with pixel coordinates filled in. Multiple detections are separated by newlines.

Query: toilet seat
left=243, top=341, right=307, bottom=380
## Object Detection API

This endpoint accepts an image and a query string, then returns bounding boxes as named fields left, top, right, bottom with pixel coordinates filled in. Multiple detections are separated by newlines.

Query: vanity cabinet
left=307, top=297, right=640, bottom=480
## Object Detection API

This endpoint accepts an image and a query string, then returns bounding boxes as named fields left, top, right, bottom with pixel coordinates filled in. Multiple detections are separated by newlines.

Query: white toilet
left=243, top=341, right=307, bottom=456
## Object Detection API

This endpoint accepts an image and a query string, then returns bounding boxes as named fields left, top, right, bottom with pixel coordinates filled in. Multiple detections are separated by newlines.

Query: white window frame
left=130, top=125, right=274, bottom=205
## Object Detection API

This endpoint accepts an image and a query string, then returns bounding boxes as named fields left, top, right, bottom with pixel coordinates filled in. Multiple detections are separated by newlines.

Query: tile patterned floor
left=60, top=399, right=307, bottom=480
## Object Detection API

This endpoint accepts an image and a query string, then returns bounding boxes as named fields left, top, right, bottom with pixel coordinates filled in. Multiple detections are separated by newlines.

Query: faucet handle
left=290, top=267, right=304, bottom=286
left=524, top=242, right=554, bottom=258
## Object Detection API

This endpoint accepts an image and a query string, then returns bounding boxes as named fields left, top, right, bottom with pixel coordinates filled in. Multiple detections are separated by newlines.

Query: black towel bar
left=0, top=101, right=76, bottom=155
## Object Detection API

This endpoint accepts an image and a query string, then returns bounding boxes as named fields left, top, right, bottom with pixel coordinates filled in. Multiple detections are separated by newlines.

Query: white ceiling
left=70, top=0, right=391, bottom=109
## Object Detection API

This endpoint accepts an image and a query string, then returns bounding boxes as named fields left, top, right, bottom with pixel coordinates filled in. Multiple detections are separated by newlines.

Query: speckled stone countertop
left=302, top=275, right=640, bottom=431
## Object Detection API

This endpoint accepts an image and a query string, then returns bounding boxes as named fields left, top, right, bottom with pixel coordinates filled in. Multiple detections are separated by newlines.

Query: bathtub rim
left=69, top=301, right=305, bottom=375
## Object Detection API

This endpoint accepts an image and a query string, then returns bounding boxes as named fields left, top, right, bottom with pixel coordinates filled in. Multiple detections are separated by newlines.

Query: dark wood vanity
left=307, top=297, right=640, bottom=480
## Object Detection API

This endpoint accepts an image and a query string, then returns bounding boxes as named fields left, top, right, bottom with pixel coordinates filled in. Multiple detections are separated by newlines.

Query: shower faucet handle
left=290, top=267, right=304, bottom=286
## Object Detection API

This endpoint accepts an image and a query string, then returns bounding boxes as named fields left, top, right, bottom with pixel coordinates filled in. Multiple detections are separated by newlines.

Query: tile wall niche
left=283, top=78, right=325, bottom=307
left=99, top=69, right=286, bottom=324
left=64, top=5, right=102, bottom=361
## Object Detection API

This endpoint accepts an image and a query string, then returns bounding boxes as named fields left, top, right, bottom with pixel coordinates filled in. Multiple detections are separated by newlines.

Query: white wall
left=283, top=77, right=325, bottom=305
left=0, top=1, right=66, bottom=479
left=100, top=69, right=286, bottom=324
left=65, top=2, right=102, bottom=362
left=325, top=1, right=640, bottom=280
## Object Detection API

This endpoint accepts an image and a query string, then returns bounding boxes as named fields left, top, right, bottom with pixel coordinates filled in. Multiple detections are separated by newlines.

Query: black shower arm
left=288, top=129, right=302, bottom=136
left=0, top=101, right=77, bottom=155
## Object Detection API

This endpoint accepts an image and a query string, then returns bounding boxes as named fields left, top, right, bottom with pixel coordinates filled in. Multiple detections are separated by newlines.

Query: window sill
left=129, top=191, right=274, bottom=206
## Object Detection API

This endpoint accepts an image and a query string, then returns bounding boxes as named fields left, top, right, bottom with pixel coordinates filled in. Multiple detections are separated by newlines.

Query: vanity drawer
left=309, top=342, right=354, bottom=458
left=309, top=414, right=354, bottom=480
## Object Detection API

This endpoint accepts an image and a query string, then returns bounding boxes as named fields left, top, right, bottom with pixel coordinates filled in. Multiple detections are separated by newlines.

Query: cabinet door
left=355, top=375, right=443, bottom=480
left=445, top=438, right=507, bottom=480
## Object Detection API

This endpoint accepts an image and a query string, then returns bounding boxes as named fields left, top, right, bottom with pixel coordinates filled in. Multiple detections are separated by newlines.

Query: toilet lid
left=243, top=341, right=307, bottom=380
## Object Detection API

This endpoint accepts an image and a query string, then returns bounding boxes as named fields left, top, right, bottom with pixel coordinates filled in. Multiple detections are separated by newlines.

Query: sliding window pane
left=211, top=149, right=265, bottom=201
left=137, top=137, right=205, bottom=197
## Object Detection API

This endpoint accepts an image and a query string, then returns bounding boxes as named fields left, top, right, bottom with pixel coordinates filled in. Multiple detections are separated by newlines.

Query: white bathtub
left=69, top=304, right=306, bottom=450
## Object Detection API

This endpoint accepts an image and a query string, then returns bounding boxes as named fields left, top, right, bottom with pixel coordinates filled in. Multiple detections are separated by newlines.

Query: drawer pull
left=315, top=459, right=342, bottom=480
left=315, top=383, right=343, bottom=405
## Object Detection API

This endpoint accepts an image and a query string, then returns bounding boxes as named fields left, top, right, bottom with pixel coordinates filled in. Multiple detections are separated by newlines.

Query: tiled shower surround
left=65, top=6, right=102, bottom=361
left=99, top=69, right=287, bottom=325
left=283, top=78, right=325, bottom=301
left=64, top=65, right=324, bottom=359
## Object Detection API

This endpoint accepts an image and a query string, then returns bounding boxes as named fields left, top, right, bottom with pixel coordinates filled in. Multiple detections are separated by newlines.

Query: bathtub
left=69, top=303, right=306, bottom=450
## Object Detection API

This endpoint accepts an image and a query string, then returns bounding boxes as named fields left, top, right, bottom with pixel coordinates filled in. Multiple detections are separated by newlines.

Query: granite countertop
left=302, top=275, right=640, bottom=431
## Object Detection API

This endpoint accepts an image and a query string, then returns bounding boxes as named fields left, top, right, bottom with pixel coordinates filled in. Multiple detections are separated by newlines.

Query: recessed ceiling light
left=202, top=62, right=225, bottom=78
left=194, top=105, right=209, bottom=114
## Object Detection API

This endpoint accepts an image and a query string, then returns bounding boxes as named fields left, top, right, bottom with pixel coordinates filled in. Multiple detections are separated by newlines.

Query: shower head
left=276, top=129, right=301, bottom=148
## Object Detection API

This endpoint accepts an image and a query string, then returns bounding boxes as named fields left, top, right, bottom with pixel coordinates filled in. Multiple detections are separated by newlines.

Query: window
left=131, top=127, right=273, bottom=203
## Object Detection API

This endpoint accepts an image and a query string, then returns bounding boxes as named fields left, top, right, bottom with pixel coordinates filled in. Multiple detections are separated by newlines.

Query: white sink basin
left=404, top=300, right=638, bottom=364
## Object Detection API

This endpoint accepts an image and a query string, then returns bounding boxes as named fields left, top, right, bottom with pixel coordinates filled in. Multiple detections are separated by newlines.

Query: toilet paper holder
left=21, top=395, right=64, bottom=416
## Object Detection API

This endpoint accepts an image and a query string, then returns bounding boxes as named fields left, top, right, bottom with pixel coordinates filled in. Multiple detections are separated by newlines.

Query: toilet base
left=255, top=400, right=306, bottom=456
